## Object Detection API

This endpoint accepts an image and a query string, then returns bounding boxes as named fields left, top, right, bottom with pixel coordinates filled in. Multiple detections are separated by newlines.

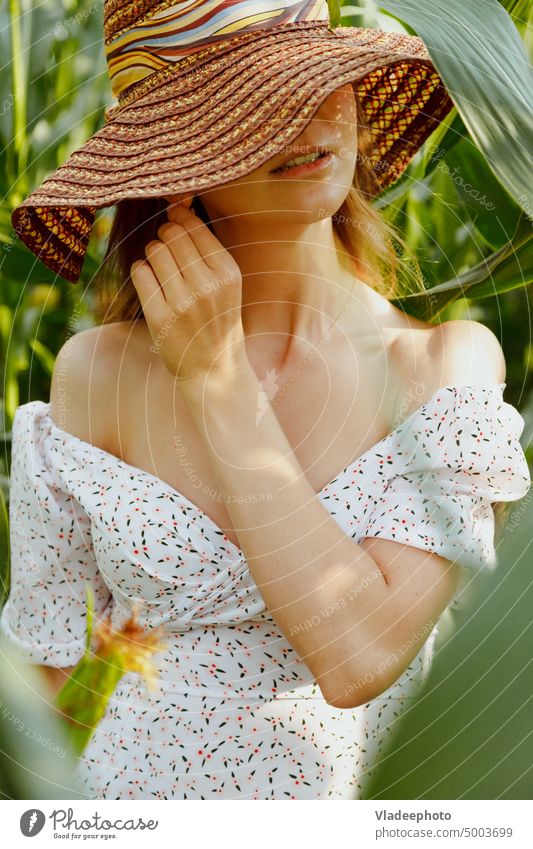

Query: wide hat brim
left=11, top=20, right=453, bottom=284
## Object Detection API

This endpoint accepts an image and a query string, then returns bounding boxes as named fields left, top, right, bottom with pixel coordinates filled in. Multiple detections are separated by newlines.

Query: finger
left=144, top=236, right=185, bottom=301
left=156, top=222, right=207, bottom=279
left=130, top=259, right=168, bottom=318
left=166, top=204, right=237, bottom=275
left=166, top=194, right=194, bottom=209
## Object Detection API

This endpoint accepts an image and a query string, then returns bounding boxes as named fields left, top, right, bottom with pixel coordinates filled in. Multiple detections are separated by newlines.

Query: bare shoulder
left=388, top=318, right=506, bottom=419
left=427, top=319, right=506, bottom=385
left=49, top=321, right=135, bottom=453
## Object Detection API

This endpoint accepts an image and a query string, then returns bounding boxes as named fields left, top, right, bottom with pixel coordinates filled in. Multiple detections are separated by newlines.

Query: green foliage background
left=0, top=0, right=531, bottom=799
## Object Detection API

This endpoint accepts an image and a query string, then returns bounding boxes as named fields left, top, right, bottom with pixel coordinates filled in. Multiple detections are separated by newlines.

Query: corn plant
left=55, top=590, right=169, bottom=755
left=0, top=0, right=532, bottom=799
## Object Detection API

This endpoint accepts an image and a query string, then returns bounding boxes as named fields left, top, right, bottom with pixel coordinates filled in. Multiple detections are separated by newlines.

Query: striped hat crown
left=105, top=1, right=331, bottom=102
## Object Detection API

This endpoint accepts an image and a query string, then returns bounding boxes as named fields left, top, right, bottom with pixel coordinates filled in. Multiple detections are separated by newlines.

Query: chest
left=118, top=338, right=401, bottom=549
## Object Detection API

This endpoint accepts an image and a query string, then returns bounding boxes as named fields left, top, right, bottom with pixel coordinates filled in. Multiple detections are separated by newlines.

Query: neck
left=206, top=212, right=370, bottom=358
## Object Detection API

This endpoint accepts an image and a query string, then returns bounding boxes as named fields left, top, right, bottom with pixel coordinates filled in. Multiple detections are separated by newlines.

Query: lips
left=269, top=147, right=332, bottom=174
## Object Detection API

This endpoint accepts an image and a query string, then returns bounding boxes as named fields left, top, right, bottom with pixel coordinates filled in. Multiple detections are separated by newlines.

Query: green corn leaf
left=377, top=0, right=533, bottom=212
left=54, top=593, right=168, bottom=756
left=327, top=0, right=342, bottom=28
left=374, top=108, right=465, bottom=211
left=55, top=651, right=126, bottom=755
left=29, top=338, right=56, bottom=377
left=0, top=485, right=9, bottom=605
left=391, top=214, right=533, bottom=321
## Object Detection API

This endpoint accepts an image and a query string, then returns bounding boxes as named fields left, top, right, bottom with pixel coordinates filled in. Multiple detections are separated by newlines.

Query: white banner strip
left=3, top=799, right=531, bottom=848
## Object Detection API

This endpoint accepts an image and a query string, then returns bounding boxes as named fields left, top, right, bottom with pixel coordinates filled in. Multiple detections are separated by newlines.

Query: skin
left=41, top=83, right=506, bottom=707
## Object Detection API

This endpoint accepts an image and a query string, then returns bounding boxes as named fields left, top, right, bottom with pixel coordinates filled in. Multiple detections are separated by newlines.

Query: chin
left=274, top=185, right=350, bottom=222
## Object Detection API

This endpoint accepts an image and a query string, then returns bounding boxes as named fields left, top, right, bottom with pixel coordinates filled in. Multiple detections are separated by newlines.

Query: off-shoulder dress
left=0, top=383, right=530, bottom=799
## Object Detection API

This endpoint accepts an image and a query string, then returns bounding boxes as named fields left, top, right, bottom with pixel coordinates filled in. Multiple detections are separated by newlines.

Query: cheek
left=340, top=95, right=359, bottom=146
left=335, top=122, right=359, bottom=179
left=325, top=84, right=357, bottom=121
left=324, top=86, right=359, bottom=164
left=201, top=179, right=264, bottom=216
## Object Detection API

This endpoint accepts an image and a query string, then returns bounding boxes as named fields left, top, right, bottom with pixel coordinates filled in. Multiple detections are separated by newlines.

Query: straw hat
left=11, top=0, right=453, bottom=284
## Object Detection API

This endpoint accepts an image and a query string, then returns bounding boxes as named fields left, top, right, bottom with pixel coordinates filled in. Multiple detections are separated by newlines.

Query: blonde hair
left=93, top=92, right=427, bottom=324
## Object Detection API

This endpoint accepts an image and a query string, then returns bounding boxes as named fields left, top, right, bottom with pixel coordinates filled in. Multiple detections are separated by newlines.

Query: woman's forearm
left=130, top=204, right=452, bottom=706
left=39, top=664, right=76, bottom=696
left=179, top=361, right=418, bottom=707
left=38, top=665, right=78, bottom=723
left=130, top=203, right=431, bottom=706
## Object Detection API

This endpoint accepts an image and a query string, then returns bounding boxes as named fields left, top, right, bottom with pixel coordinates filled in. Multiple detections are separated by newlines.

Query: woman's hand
left=130, top=200, right=247, bottom=386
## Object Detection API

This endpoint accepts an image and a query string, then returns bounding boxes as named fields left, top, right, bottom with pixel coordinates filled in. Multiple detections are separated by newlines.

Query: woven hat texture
left=11, top=0, right=454, bottom=283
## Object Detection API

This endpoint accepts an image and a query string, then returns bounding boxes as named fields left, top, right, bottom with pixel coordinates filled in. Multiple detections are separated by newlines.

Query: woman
left=2, top=1, right=530, bottom=800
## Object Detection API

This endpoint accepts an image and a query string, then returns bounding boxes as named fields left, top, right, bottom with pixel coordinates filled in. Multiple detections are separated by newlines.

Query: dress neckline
left=31, top=382, right=507, bottom=560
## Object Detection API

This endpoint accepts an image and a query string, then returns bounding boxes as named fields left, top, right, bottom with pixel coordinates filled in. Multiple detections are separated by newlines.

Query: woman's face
left=167, top=82, right=358, bottom=227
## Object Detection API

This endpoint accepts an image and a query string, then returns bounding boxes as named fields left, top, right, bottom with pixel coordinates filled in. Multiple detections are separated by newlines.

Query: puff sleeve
left=0, top=403, right=113, bottom=666
left=358, top=384, right=531, bottom=609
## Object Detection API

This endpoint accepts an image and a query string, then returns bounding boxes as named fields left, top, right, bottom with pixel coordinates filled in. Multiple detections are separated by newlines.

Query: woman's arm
left=37, top=665, right=78, bottom=726
left=131, top=203, right=498, bottom=709
left=39, top=665, right=77, bottom=698
left=181, top=320, right=505, bottom=708
left=178, top=357, right=462, bottom=708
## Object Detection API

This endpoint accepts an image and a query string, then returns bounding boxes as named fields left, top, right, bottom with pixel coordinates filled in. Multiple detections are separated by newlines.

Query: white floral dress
left=0, top=383, right=530, bottom=799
